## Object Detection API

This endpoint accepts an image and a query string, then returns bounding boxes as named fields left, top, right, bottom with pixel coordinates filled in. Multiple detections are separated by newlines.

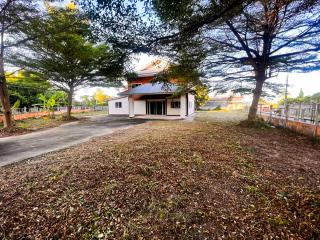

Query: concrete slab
left=0, top=115, right=147, bottom=167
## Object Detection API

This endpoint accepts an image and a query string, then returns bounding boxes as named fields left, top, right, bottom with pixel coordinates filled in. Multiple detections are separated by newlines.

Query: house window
left=171, top=100, right=181, bottom=109
left=131, top=83, right=142, bottom=88
left=115, top=102, right=122, bottom=108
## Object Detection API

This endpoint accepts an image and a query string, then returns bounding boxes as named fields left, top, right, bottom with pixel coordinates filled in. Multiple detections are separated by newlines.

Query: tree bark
left=0, top=71, right=12, bottom=128
left=66, top=88, right=73, bottom=120
left=0, top=7, right=12, bottom=128
left=248, top=72, right=265, bottom=120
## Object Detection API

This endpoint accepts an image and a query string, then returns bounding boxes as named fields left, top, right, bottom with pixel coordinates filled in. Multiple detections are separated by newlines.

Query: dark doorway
left=147, top=100, right=166, bottom=115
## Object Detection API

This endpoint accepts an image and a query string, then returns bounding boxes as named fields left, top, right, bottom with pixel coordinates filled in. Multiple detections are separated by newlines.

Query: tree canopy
left=13, top=5, right=127, bottom=119
left=152, top=0, right=320, bottom=120
left=0, top=0, right=49, bottom=127
left=6, top=70, right=50, bottom=108
left=78, top=0, right=320, bottom=121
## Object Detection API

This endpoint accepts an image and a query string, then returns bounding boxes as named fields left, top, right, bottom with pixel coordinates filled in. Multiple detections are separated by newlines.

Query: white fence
left=258, top=103, right=320, bottom=138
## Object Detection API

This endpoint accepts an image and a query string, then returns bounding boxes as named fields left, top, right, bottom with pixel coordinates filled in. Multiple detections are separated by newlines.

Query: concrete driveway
left=0, top=115, right=147, bottom=167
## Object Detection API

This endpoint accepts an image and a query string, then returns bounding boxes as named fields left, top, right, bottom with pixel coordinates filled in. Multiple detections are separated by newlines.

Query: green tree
left=194, top=85, right=209, bottom=109
left=312, top=93, right=320, bottom=102
left=298, top=89, right=305, bottom=98
left=80, top=0, right=320, bottom=121
left=38, top=91, right=66, bottom=118
left=80, top=95, right=95, bottom=107
left=0, top=0, right=50, bottom=128
left=155, top=1, right=320, bottom=120
left=13, top=5, right=126, bottom=119
left=6, top=70, right=50, bottom=108
left=295, top=88, right=305, bottom=103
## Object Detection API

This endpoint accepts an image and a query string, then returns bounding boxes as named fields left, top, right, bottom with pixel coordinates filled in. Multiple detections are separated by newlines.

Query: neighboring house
left=201, top=96, right=245, bottom=110
left=108, top=60, right=195, bottom=118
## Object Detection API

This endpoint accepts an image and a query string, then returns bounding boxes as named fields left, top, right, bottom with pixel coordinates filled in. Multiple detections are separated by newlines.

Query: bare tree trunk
left=248, top=73, right=265, bottom=121
left=0, top=8, right=12, bottom=128
left=66, top=88, right=73, bottom=120
left=0, top=71, right=12, bottom=128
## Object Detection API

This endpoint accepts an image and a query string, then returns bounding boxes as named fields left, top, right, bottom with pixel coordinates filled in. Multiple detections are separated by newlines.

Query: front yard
left=0, top=111, right=319, bottom=239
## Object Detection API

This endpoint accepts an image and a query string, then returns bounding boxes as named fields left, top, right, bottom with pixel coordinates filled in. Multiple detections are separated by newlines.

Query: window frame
left=170, top=100, right=181, bottom=109
left=115, top=102, right=122, bottom=108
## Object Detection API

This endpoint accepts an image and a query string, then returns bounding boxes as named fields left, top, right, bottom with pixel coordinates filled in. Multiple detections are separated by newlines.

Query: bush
left=213, top=105, right=222, bottom=111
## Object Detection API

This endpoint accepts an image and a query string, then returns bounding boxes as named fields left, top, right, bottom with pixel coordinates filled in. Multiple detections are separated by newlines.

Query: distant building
left=201, top=96, right=245, bottom=110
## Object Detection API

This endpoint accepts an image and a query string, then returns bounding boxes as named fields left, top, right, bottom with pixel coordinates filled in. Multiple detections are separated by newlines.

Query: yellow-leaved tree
left=94, top=89, right=109, bottom=105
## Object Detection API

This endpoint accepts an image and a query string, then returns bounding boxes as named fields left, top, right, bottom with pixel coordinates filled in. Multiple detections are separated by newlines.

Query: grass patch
left=0, top=110, right=106, bottom=137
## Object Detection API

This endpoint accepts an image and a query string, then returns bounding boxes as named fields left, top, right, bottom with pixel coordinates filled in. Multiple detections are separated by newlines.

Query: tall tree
left=0, top=0, right=46, bottom=127
left=13, top=5, right=126, bottom=119
left=82, top=0, right=320, bottom=121
left=201, top=0, right=320, bottom=120
left=298, top=88, right=305, bottom=98
left=149, top=0, right=320, bottom=120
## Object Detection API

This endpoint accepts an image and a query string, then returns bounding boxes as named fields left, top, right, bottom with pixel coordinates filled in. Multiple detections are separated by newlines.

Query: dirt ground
left=0, top=111, right=319, bottom=239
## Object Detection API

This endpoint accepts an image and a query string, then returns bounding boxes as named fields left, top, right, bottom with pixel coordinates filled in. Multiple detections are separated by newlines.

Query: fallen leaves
left=0, top=112, right=319, bottom=239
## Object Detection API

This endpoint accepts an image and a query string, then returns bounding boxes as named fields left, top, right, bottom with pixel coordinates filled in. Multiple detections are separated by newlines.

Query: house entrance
left=146, top=100, right=166, bottom=115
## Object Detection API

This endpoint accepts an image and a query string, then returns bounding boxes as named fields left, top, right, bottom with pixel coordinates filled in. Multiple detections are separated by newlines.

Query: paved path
left=0, top=115, right=147, bottom=167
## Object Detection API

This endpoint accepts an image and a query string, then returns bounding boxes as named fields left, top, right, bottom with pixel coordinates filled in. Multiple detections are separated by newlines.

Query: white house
left=108, top=61, right=195, bottom=119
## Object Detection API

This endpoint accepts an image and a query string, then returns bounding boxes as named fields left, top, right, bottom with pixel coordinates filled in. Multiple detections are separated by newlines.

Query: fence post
left=298, top=103, right=302, bottom=121
left=314, top=104, right=319, bottom=139
left=269, top=105, right=273, bottom=123
left=312, top=103, right=316, bottom=124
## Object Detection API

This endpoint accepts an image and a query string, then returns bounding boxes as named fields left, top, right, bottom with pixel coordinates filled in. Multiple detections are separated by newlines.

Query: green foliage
left=38, top=92, right=67, bottom=118
left=6, top=71, right=50, bottom=108
left=125, top=0, right=319, bottom=120
left=194, top=85, right=209, bottom=109
left=12, top=4, right=127, bottom=118
left=0, top=0, right=55, bottom=127
left=214, top=105, right=222, bottom=111
left=313, top=92, right=320, bottom=98
left=298, top=88, right=305, bottom=98
left=80, top=89, right=110, bottom=107
left=12, top=99, right=21, bottom=110
left=278, top=91, right=320, bottom=105
left=153, top=41, right=206, bottom=98
left=80, top=95, right=95, bottom=107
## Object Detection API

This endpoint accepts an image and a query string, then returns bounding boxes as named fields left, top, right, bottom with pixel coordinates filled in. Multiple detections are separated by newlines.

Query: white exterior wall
left=108, top=93, right=193, bottom=117
left=108, top=97, right=129, bottom=115
left=134, top=100, right=146, bottom=115
left=180, top=94, right=187, bottom=118
left=129, top=97, right=134, bottom=117
left=188, top=93, right=195, bottom=115
left=166, top=98, right=181, bottom=116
